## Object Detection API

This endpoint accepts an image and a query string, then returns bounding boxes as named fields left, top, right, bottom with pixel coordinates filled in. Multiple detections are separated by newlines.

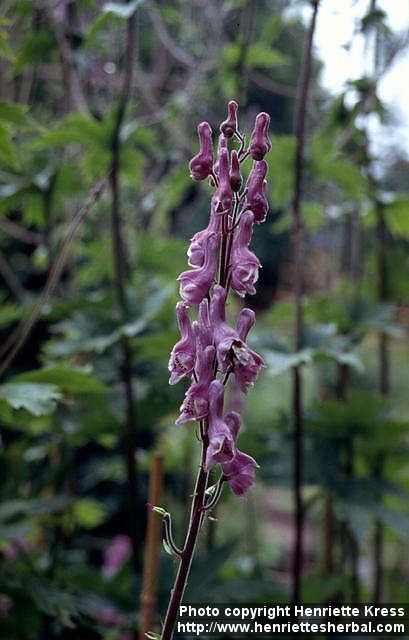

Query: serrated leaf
left=0, top=382, right=61, bottom=416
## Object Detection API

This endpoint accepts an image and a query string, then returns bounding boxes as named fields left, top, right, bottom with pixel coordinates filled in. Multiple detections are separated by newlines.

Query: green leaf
left=267, top=135, right=295, bottom=207
left=152, top=506, right=167, bottom=517
left=13, top=32, right=56, bottom=73
left=384, top=198, right=409, bottom=238
left=121, top=284, right=174, bottom=338
left=0, top=100, right=28, bottom=125
left=72, top=498, right=107, bottom=528
left=14, top=365, right=107, bottom=394
left=0, top=122, right=17, bottom=167
left=246, top=43, right=287, bottom=68
left=0, top=382, right=61, bottom=416
left=103, top=0, right=146, bottom=19
left=264, top=348, right=313, bottom=377
left=0, top=496, right=69, bottom=522
left=0, top=520, right=36, bottom=541
left=145, top=633, right=161, bottom=640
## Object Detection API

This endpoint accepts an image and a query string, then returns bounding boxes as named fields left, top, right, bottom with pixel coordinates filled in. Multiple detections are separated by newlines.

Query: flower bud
left=189, top=122, right=213, bottom=181
left=244, top=160, right=268, bottom=223
left=229, top=149, right=242, bottom=192
left=220, top=99, right=238, bottom=138
left=249, top=112, right=271, bottom=161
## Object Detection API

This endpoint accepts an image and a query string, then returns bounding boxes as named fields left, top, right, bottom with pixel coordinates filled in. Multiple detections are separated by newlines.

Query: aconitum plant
left=157, top=101, right=270, bottom=640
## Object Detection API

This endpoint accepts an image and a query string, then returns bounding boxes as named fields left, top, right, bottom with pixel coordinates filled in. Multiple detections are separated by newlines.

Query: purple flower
left=244, top=160, right=269, bottom=223
left=249, top=112, right=271, bottom=161
left=229, top=149, right=242, bottom=192
left=220, top=99, right=238, bottom=138
left=205, top=380, right=236, bottom=470
left=168, top=302, right=196, bottom=384
left=187, top=200, right=220, bottom=268
left=234, top=308, right=265, bottom=392
left=220, top=412, right=259, bottom=496
left=209, top=285, right=246, bottom=373
left=178, top=233, right=218, bottom=306
left=212, top=133, right=228, bottom=184
left=223, top=450, right=259, bottom=496
left=189, top=122, right=214, bottom=181
left=230, top=211, right=260, bottom=297
left=102, top=535, right=131, bottom=579
left=176, top=345, right=215, bottom=424
left=214, top=147, right=232, bottom=213
left=193, top=298, right=214, bottom=349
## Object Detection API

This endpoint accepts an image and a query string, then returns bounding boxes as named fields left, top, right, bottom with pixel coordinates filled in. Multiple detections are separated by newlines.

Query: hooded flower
left=214, top=147, right=232, bottom=213
left=230, top=210, right=260, bottom=297
left=244, top=160, right=269, bottom=223
left=168, top=302, right=196, bottom=384
left=249, top=112, right=271, bottom=161
left=178, top=233, right=218, bottom=306
left=234, top=308, right=265, bottom=392
left=222, top=450, right=259, bottom=496
left=176, top=345, right=215, bottom=424
left=220, top=99, right=238, bottom=138
left=205, top=380, right=236, bottom=470
left=187, top=200, right=221, bottom=268
left=220, top=412, right=259, bottom=496
left=189, top=121, right=214, bottom=181
left=193, top=298, right=214, bottom=350
left=209, top=284, right=251, bottom=373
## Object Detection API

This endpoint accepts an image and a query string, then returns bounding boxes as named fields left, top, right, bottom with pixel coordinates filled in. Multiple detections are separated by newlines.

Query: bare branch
left=0, top=217, right=42, bottom=245
left=0, top=175, right=109, bottom=378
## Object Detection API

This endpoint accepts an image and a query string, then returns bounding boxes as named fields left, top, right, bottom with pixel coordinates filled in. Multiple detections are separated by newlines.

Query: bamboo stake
left=139, top=454, right=164, bottom=639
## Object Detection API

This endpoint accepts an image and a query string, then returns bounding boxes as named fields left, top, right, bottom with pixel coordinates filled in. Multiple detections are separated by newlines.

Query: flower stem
left=160, top=424, right=209, bottom=640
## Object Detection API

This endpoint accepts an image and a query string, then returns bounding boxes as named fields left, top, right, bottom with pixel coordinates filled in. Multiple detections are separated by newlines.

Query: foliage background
left=0, top=0, right=408, bottom=638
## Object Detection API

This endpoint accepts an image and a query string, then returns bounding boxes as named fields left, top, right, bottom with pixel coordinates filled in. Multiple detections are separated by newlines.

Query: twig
left=148, top=1, right=195, bottom=68
left=291, top=0, right=320, bottom=605
left=250, top=71, right=298, bottom=98
left=337, top=27, right=409, bottom=151
left=0, top=217, right=42, bottom=245
left=0, top=175, right=109, bottom=378
left=0, top=249, right=25, bottom=300
left=36, top=2, right=89, bottom=115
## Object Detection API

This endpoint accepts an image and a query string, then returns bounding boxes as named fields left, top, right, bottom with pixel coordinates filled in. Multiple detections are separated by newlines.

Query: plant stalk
left=291, top=0, right=320, bottom=604
left=160, top=425, right=209, bottom=640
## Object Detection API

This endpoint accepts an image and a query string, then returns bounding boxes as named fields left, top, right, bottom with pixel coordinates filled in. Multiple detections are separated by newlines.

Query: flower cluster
left=168, top=101, right=270, bottom=496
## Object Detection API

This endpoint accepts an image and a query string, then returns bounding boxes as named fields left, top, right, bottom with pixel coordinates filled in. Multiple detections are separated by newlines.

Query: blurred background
left=0, top=0, right=409, bottom=638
